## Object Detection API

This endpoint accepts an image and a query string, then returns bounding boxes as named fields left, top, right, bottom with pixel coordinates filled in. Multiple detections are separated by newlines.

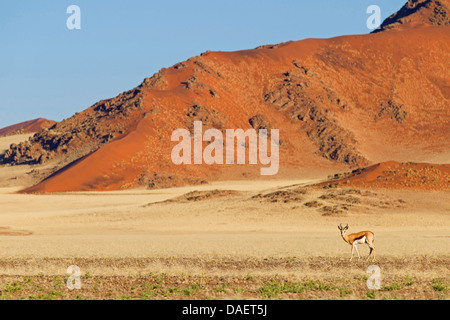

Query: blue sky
left=0, top=0, right=406, bottom=128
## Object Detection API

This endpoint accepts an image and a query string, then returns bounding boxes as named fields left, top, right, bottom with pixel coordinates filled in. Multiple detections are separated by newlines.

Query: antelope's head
left=338, top=224, right=349, bottom=238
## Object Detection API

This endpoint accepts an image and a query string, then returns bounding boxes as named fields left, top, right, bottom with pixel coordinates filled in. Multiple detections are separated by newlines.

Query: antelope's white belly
left=353, top=236, right=366, bottom=245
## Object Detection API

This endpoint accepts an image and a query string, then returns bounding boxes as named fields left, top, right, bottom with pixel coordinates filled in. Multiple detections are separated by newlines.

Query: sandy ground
left=0, top=168, right=448, bottom=271
left=0, top=134, right=448, bottom=299
left=0, top=185, right=448, bottom=256
left=0, top=134, right=33, bottom=155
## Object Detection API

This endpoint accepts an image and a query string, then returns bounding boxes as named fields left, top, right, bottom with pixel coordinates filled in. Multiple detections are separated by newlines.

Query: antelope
left=338, top=224, right=375, bottom=261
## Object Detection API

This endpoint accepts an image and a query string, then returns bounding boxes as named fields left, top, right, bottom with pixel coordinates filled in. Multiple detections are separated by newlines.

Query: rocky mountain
left=375, top=0, right=450, bottom=32
left=2, top=0, right=449, bottom=193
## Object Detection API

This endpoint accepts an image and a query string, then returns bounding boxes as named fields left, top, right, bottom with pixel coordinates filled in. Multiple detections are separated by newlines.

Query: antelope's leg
left=366, top=240, right=375, bottom=261
left=350, top=244, right=354, bottom=261
left=355, top=244, right=360, bottom=259
left=372, top=244, right=376, bottom=261
left=367, top=245, right=373, bottom=260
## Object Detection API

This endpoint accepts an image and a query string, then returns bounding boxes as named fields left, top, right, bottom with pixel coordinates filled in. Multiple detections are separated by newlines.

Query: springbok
left=338, top=224, right=375, bottom=261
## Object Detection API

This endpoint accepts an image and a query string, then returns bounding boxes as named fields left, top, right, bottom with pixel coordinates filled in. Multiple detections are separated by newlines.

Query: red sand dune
left=319, top=161, right=450, bottom=191
left=3, top=0, right=448, bottom=193
left=0, top=118, right=56, bottom=137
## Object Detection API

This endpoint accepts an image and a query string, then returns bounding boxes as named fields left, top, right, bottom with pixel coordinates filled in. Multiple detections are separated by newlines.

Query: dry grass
left=0, top=256, right=447, bottom=300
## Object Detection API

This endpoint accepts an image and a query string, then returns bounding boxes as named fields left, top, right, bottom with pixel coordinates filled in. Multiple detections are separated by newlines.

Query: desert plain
left=0, top=133, right=448, bottom=300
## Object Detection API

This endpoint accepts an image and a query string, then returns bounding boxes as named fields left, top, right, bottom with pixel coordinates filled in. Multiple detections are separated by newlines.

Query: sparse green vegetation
left=365, top=290, right=379, bottom=299
left=432, top=279, right=448, bottom=292
left=383, top=282, right=404, bottom=291
left=215, top=284, right=230, bottom=293
left=258, top=280, right=338, bottom=298
left=5, top=282, right=22, bottom=293
left=30, top=290, right=65, bottom=300
left=0, top=257, right=447, bottom=300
